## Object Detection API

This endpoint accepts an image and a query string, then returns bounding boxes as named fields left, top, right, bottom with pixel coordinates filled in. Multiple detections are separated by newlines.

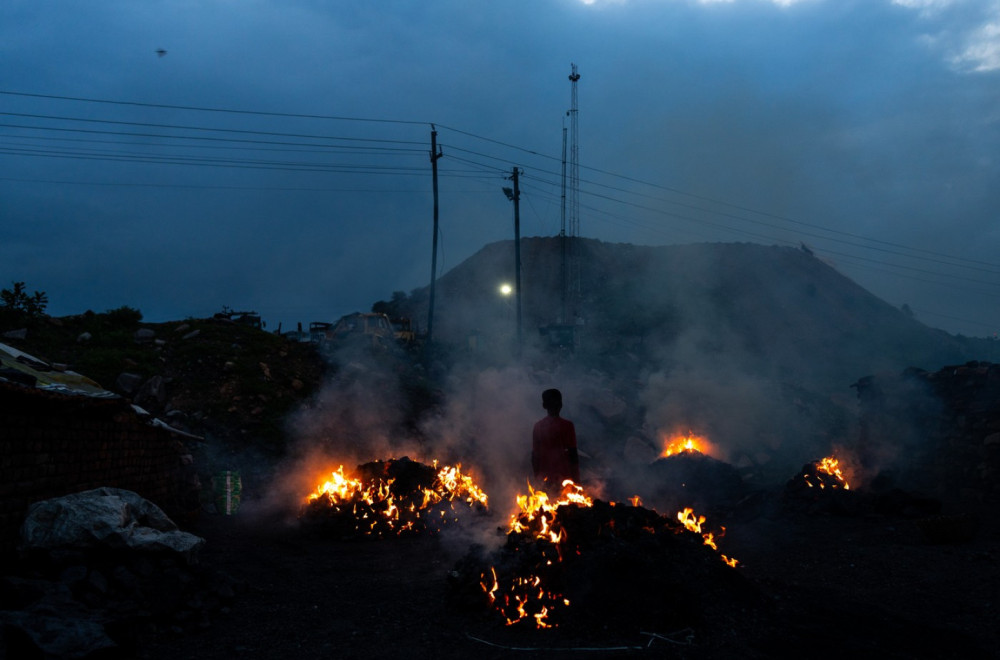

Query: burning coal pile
left=642, top=432, right=748, bottom=515
left=299, top=457, right=488, bottom=538
left=782, top=456, right=858, bottom=515
left=451, top=482, right=759, bottom=636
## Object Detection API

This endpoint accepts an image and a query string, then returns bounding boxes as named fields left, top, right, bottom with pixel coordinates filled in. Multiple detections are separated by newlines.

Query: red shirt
left=532, top=415, right=580, bottom=485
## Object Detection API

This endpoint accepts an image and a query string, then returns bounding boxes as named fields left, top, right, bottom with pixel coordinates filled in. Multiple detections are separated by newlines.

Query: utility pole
left=503, top=168, right=523, bottom=353
left=426, top=127, right=443, bottom=348
left=560, top=124, right=568, bottom=324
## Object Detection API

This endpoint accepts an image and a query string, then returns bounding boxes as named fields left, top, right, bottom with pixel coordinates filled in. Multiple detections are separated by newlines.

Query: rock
left=135, top=375, right=167, bottom=407
left=2, top=328, right=27, bottom=340
left=77, top=331, right=92, bottom=343
left=182, top=329, right=200, bottom=340
left=116, top=372, right=144, bottom=395
left=133, top=328, right=156, bottom=344
left=19, top=487, right=205, bottom=564
left=0, top=610, right=118, bottom=659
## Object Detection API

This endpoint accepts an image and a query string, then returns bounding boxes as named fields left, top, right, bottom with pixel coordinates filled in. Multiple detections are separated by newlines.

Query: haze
left=2, top=0, right=998, bottom=338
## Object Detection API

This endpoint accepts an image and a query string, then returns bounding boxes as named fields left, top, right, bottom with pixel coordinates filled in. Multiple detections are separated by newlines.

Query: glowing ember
left=301, top=459, right=488, bottom=537
left=803, top=456, right=851, bottom=490
left=660, top=431, right=714, bottom=458
left=677, top=507, right=739, bottom=567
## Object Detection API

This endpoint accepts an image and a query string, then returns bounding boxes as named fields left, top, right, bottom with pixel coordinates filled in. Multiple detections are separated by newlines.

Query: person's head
left=542, top=388, right=563, bottom=414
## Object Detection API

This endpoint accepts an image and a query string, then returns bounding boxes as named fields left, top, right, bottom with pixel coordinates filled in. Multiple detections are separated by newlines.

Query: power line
left=0, top=111, right=425, bottom=147
left=4, top=90, right=994, bottom=274
left=0, top=89, right=429, bottom=126
left=3, top=88, right=998, bottom=332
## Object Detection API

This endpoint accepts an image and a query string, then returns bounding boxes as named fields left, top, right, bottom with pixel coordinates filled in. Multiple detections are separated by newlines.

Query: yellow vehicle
left=390, top=317, right=417, bottom=346
left=325, top=312, right=396, bottom=351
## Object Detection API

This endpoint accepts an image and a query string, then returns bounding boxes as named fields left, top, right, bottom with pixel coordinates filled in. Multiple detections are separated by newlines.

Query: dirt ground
left=137, top=496, right=1000, bottom=660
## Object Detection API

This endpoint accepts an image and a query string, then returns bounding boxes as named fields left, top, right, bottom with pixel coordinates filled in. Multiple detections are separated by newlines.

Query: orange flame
left=509, top=480, right=592, bottom=543
left=483, top=485, right=739, bottom=629
left=482, top=480, right=595, bottom=628
left=660, top=431, right=716, bottom=459
left=677, top=507, right=739, bottom=567
left=804, top=456, right=851, bottom=490
left=308, top=465, right=366, bottom=503
left=305, top=462, right=488, bottom=535
left=434, top=462, right=490, bottom=506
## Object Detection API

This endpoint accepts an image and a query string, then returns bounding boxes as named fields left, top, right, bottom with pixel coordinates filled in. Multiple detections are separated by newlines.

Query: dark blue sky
left=2, top=0, right=999, bottom=337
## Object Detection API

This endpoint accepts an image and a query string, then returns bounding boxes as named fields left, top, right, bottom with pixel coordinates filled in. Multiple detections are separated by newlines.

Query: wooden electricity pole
left=510, top=167, right=523, bottom=352
left=426, top=127, right=442, bottom=348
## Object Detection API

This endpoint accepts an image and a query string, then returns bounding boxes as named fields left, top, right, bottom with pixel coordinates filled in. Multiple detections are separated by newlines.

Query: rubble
left=853, top=361, right=1000, bottom=509
left=2, top=489, right=239, bottom=658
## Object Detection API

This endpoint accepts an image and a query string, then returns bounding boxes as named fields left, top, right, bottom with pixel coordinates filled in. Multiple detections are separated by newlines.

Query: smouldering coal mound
left=298, top=457, right=488, bottom=539
left=645, top=452, right=748, bottom=514
left=451, top=499, right=760, bottom=635
left=782, top=458, right=943, bottom=520
left=783, top=458, right=859, bottom=515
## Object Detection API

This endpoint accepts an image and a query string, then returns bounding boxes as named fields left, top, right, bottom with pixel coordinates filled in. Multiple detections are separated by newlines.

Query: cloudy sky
left=2, top=0, right=999, bottom=337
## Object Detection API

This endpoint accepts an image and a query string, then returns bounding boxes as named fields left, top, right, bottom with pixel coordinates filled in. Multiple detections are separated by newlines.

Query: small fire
left=660, top=431, right=715, bottom=458
left=308, top=465, right=366, bottom=504
left=803, top=456, right=851, bottom=490
left=302, top=460, right=487, bottom=536
left=677, top=507, right=739, bottom=567
left=480, top=483, right=740, bottom=629
left=481, top=480, right=595, bottom=628
left=432, top=462, right=490, bottom=507
left=509, top=480, right=593, bottom=544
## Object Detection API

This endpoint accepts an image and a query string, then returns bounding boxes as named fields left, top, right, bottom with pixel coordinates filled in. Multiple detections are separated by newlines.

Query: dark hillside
left=424, top=239, right=978, bottom=386
left=394, top=239, right=988, bottom=484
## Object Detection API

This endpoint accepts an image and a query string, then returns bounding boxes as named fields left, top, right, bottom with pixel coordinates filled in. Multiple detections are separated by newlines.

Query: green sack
left=213, top=471, right=242, bottom=515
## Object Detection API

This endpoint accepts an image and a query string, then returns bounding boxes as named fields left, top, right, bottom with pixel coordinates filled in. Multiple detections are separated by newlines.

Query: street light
left=499, top=283, right=513, bottom=297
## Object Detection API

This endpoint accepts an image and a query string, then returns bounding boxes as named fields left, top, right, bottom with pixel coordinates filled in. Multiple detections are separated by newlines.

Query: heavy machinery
left=319, top=312, right=396, bottom=352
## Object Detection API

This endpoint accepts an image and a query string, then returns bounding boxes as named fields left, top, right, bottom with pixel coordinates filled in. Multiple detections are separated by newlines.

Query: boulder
left=19, top=487, right=204, bottom=564
left=115, top=372, right=143, bottom=394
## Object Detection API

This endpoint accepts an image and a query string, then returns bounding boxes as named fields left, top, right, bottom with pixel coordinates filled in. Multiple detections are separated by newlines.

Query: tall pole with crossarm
left=503, top=168, right=523, bottom=353
left=426, top=127, right=443, bottom=349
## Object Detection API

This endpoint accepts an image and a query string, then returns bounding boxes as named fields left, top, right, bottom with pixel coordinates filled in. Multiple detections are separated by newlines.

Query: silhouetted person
left=532, top=388, right=580, bottom=486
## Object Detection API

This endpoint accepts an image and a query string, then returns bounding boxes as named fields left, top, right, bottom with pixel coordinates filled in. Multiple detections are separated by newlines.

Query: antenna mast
left=566, top=63, right=582, bottom=320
